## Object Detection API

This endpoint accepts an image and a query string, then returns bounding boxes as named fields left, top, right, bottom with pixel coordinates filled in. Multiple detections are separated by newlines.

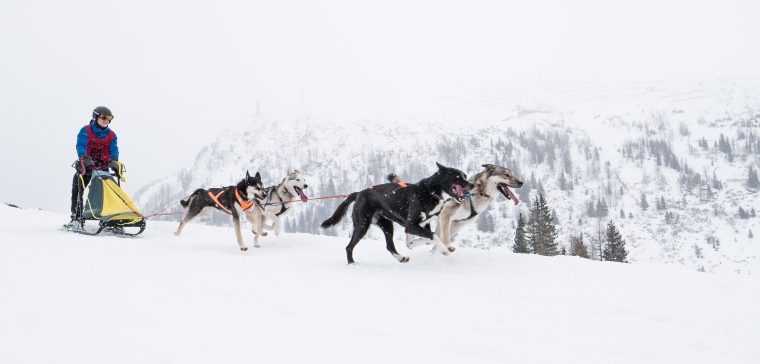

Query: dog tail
left=320, top=192, right=358, bottom=228
left=387, top=173, right=401, bottom=183
left=180, top=189, right=204, bottom=208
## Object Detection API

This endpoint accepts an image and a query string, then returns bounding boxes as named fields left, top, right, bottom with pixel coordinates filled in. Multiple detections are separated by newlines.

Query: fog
left=1, top=0, right=758, bottom=213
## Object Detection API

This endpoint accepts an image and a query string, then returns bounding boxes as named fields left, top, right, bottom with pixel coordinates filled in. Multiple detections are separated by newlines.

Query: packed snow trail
left=1, top=204, right=758, bottom=364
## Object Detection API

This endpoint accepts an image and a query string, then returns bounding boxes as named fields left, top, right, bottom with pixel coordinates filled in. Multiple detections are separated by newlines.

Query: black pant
left=70, top=173, right=92, bottom=220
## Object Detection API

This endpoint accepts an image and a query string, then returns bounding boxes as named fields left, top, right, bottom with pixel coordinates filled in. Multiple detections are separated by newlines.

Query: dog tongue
left=506, top=187, right=519, bottom=206
left=454, top=184, right=463, bottom=199
left=298, top=189, right=309, bottom=202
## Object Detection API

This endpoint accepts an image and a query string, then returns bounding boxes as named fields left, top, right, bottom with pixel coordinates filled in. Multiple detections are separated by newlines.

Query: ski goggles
left=98, top=114, right=113, bottom=122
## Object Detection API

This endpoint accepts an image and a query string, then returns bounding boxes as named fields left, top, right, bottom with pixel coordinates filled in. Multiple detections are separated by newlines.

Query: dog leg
left=245, top=210, right=262, bottom=248
left=346, top=220, right=370, bottom=265
left=438, top=206, right=456, bottom=253
left=175, top=207, right=202, bottom=236
left=345, top=199, right=373, bottom=264
left=405, top=233, right=428, bottom=249
left=273, top=215, right=282, bottom=236
left=232, top=211, right=248, bottom=251
left=377, top=218, right=408, bottom=263
left=429, top=234, right=450, bottom=256
left=175, top=216, right=191, bottom=236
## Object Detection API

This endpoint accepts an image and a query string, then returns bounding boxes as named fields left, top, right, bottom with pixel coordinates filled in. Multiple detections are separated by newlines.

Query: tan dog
left=406, top=164, right=523, bottom=253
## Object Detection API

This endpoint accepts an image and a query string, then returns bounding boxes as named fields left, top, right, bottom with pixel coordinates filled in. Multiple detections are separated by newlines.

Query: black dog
left=321, top=162, right=474, bottom=264
left=175, top=171, right=266, bottom=251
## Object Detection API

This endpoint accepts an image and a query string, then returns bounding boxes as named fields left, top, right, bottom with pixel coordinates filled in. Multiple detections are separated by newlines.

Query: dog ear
left=246, top=170, right=251, bottom=179
left=255, top=171, right=261, bottom=180
left=482, top=164, right=495, bottom=171
left=436, top=162, right=445, bottom=170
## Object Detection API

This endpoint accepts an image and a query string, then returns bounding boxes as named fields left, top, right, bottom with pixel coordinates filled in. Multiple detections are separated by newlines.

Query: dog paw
left=254, top=244, right=261, bottom=248
left=399, top=256, right=410, bottom=263
left=240, top=247, right=248, bottom=251
left=447, top=246, right=456, bottom=253
left=261, top=232, right=268, bottom=236
left=432, top=246, right=449, bottom=256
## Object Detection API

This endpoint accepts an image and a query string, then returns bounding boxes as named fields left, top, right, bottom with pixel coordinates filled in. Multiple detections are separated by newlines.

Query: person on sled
left=67, top=106, right=123, bottom=228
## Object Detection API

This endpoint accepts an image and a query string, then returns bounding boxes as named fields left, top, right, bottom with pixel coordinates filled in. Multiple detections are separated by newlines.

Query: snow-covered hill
left=1, top=204, right=758, bottom=364
left=133, top=79, right=760, bottom=274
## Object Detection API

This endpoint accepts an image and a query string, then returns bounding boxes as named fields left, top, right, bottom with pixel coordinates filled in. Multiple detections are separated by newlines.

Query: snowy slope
left=132, top=78, right=760, bottom=275
left=1, top=204, right=758, bottom=364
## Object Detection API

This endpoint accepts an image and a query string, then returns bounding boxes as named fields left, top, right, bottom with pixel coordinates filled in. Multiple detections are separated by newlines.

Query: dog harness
left=208, top=188, right=254, bottom=215
left=265, top=187, right=291, bottom=216
left=463, top=197, right=479, bottom=220
left=84, top=125, right=115, bottom=170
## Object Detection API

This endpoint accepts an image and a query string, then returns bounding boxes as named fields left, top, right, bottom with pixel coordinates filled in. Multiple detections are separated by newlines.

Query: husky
left=320, top=162, right=474, bottom=264
left=248, top=170, right=309, bottom=247
left=174, top=171, right=267, bottom=251
left=406, top=164, right=523, bottom=252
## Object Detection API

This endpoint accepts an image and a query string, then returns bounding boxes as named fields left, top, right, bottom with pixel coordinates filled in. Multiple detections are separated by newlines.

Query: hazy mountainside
left=135, top=79, right=760, bottom=274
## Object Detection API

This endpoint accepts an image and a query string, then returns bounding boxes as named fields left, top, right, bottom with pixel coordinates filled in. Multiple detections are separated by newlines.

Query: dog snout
left=303, top=184, right=309, bottom=189
left=516, top=180, right=524, bottom=188
left=466, top=181, right=475, bottom=190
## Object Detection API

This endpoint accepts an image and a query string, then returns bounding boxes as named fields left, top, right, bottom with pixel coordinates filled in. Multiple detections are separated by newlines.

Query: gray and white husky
left=248, top=170, right=309, bottom=247
left=406, top=164, right=523, bottom=253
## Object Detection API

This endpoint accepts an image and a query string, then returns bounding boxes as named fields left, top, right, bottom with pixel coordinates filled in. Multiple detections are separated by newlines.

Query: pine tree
left=587, top=200, right=596, bottom=217
left=749, top=229, right=754, bottom=239
left=558, top=172, right=567, bottom=191
left=602, top=220, right=628, bottom=263
left=640, top=193, right=649, bottom=210
left=596, top=197, right=609, bottom=217
left=513, top=212, right=530, bottom=253
left=527, top=193, right=559, bottom=256
left=620, top=208, right=625, bottom=219
left=748, top=166, right=760, bottom=189
left=569, top=234, right=590, bottom=258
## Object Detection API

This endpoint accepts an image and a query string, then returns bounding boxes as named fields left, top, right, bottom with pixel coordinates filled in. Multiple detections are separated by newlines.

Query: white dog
left=247, top=170, right=309, bottom=247
left=406, top=164, right=523, bottom=253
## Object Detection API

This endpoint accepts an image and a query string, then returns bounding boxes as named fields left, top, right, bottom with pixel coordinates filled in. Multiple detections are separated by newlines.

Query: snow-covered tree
left=527, top=193, right=559, bottom=256
left=602, top=220, right=628, bottom=263
left=747, top=166, right=760, bottom=189
left=570, top=234, right=590, bottom=258
left=513, top=212, right=530, bottom=253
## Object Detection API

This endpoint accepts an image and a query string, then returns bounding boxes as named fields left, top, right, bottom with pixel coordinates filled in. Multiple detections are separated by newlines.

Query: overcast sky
left=1, top=0, right=758, bottom=212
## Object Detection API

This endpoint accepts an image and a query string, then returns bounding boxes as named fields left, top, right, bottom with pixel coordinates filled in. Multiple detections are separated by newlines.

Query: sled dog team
left=175, top=163, right=523, bottom=264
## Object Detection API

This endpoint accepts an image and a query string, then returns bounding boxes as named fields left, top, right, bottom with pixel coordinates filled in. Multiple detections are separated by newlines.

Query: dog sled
left=63, top=165, right=146, bottom=236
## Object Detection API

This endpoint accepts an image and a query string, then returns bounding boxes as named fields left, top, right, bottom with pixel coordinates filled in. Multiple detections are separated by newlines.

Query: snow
left=1, top=204, right=758, bottom=363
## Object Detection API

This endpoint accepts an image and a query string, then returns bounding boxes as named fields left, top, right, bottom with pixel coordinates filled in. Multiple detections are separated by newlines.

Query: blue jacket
left=76, top=120, right=119, bottom=161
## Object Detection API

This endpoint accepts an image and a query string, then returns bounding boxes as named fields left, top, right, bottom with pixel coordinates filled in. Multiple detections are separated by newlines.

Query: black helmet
left=92, top=106, right=113, bottom=121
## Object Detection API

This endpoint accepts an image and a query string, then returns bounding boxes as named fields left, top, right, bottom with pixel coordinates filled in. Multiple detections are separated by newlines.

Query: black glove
left=74, top=156, right=94, bottom=174
left=82, top=156, right=94, bottom=167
